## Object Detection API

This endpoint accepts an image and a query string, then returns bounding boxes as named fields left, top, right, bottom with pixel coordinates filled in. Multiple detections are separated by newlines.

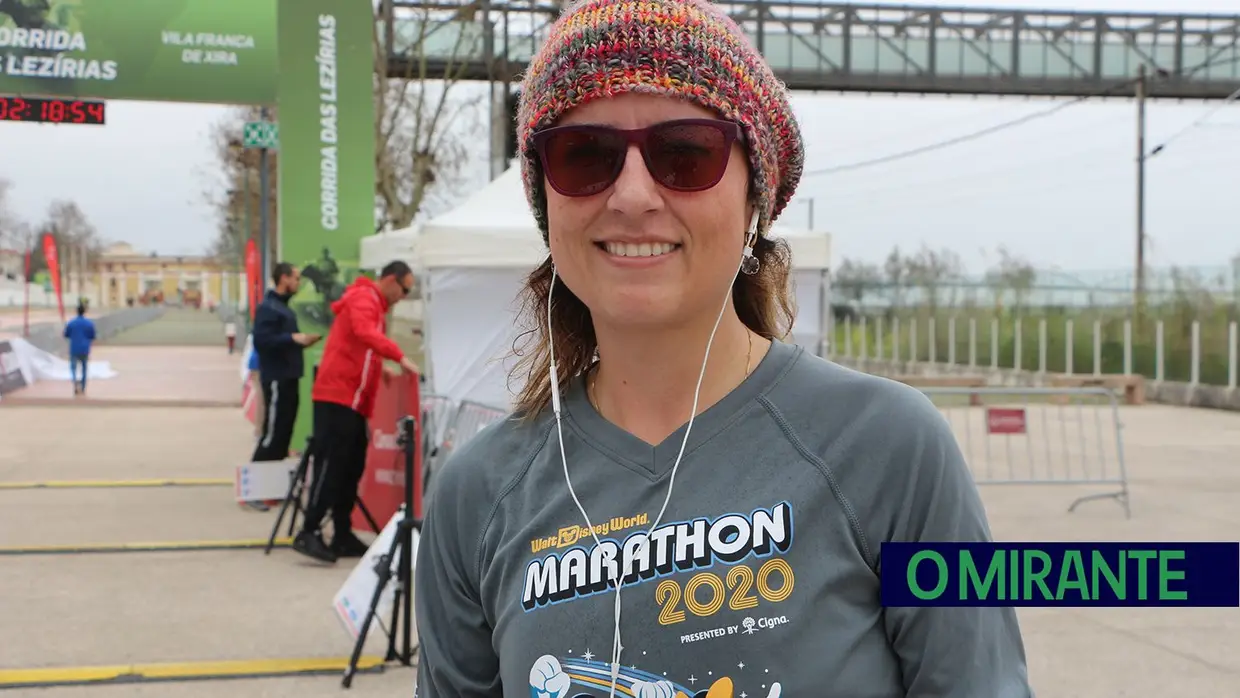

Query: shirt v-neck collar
left=562, top=339, right=801, bottom=479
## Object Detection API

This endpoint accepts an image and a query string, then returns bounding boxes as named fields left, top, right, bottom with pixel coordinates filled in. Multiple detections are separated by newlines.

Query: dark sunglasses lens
left=645, top=123, right=731, bottom=191
left=542, top=129, right=626, bottom=196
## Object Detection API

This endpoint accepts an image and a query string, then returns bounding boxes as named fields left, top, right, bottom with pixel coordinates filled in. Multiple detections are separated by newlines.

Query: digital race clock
left=0, top=96, right=106, bottom=125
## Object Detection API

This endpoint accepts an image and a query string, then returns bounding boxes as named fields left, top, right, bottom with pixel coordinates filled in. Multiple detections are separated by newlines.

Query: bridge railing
left=386, top=4, right=1240, bottom=95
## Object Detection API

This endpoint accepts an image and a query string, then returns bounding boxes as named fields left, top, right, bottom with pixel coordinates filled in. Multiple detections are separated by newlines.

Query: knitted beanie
left=516, top=0, right=804, bottom=243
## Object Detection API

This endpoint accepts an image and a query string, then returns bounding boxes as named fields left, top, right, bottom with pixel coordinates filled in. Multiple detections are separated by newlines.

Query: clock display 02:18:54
left=0, top=96, right=106, bottom=125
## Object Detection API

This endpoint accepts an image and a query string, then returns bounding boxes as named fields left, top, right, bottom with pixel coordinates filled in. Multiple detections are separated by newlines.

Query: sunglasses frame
left=530, top=118, right=743, bottom=198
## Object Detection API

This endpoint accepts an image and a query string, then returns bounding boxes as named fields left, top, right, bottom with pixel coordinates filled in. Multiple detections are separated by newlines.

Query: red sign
left=352, top=372, right=422, bottom=532
left=986, top=407, right=1027, bottom=435
left=41, top=233, right=65, bottom=324
left=244, top=239, right=260, bottom=321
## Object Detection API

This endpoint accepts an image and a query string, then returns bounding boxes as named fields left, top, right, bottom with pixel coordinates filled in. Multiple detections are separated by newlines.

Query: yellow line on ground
left=0, top=656, right=386, bottom=688
left=0, top=478, right=232, bottom=490
left=0, top=538, right=292, bottom=556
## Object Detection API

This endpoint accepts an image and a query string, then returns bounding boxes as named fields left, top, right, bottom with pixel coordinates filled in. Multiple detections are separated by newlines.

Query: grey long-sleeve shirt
left=414, top=339, right=1033, bottom=697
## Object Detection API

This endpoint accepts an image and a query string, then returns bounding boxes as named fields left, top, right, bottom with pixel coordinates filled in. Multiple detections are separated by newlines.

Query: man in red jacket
left=293, top=260, right=419, bottom=563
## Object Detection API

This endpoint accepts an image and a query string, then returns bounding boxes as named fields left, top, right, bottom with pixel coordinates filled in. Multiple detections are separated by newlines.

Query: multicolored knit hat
left=516, top=0, right=804, bottom=242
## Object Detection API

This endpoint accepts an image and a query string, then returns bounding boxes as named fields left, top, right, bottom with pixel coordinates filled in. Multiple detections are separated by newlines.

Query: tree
left=0, top=178, right=25, bottom=249
left=201, top=4, right=486, bottom=261
left=834, top=258, right=883, bottom=306
left=43, top=199, right=102, bottom=296
left=983, top=245, right=1037, bottom=313
left=883, top=246, right=908, bottom=309
left=0, top=178, right=32, bottom=280
left=202, top=106, right=278, bottom=268
left=374, top=5, right=486, bottom=231
left=903, top=244, right=965, bottom=311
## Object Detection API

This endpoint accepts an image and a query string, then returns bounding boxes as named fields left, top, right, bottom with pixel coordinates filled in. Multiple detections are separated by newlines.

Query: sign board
left=0, top=0, right=278, bottom=104
left=0, top=0, right=377, bottom=449
left=234, top=458, right=298, bottom=502
left=332, top=508, right=420, bottom=642
left=353, top=373, right=420, bottom=532
left=0, top=340, right=29, bottom=396
left=986, top=407, right=1028, bottom=435
left=242, top=120, right=278, bottom=149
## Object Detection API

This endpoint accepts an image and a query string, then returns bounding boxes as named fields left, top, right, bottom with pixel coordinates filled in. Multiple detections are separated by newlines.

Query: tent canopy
left=412, top=166, right=831, bottom=270
left=359, top=224, right=420, bottom=271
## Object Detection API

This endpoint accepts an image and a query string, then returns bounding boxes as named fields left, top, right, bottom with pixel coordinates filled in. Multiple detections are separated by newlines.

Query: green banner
left=276, top=0, right=376, bottom=446
left=0, top=0, right=277, bottom=104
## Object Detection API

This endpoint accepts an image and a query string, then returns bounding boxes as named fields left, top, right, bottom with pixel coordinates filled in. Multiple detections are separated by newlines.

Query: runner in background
left=224, top=320, right=237, bottom=354
left=63, top=302, right=95, bottom=397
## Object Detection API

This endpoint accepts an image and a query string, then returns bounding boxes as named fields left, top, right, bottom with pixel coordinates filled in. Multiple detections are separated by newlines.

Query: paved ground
left=0, top=401, right=1237, bottom=696
left=0, top=309, right=61, bottom=340
left=0, top=405, right=410, bottom=696
left=2, top=309, right=241, bottom=406
left=2, top=345, right=241, bottom=406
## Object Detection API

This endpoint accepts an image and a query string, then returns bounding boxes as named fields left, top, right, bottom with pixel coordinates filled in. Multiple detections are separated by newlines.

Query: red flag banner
left=22, top=247, right=31, bottom=337
left=244, top=238, right=260, bottom=322
left=41, top=233, right=65, bottom=324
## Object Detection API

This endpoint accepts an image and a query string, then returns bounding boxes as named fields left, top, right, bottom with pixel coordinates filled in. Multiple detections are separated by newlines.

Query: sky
left=0, top=0, right=1236, bottom=282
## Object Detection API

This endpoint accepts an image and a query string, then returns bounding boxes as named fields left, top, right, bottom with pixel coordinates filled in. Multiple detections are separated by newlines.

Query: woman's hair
left=507, top=233, right=797, bottom=419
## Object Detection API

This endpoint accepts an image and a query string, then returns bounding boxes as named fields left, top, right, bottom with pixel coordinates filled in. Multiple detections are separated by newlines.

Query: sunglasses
left=531, top=118, right=742, bottom=198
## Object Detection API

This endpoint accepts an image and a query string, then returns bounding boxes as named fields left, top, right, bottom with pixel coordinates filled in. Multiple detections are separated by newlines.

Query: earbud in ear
left=741, top=210, right=761, bottom=276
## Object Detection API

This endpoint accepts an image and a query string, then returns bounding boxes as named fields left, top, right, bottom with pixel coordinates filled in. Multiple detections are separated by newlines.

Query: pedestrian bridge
left=385, top=1, right=1240, bottom=99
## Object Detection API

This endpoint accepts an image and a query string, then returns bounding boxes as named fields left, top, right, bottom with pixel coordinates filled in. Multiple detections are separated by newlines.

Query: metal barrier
left=418, top=395, right=508, bottom=500
left=440, top=400, right=510, bottom=458
left=918, top=386, right=1131, bottom=518
left=420, top=394, right=459, bottom=452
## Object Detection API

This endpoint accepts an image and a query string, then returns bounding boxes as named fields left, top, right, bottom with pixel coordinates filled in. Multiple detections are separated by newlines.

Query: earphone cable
left=546, top=214, right=759, bottom=697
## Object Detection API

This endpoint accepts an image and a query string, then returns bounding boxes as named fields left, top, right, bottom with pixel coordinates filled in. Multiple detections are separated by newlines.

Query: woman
left=414, top=1, right=1032, bottom=696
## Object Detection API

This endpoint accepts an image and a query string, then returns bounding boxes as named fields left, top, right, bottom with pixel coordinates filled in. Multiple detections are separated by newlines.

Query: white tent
left=399, top=166, right=832, bottom=409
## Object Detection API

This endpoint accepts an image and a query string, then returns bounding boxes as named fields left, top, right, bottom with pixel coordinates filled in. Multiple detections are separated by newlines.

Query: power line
left=803, top=78, right=1138, bottom=177
left=1148, top=85, right=1240, bottom=158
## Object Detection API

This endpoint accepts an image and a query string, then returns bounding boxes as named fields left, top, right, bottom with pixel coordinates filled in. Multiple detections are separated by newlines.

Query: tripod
left=264, top=435, right=381, bottom=555
left=342, top=414, right=420, bottom=688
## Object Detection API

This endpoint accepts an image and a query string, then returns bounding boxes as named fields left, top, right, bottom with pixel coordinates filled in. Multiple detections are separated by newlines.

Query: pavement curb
left=0, top=656, right=388, bottom=690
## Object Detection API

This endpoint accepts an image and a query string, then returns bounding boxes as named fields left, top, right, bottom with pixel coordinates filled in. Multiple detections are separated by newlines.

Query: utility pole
left=259, top=106, right=271, bottom=289
left=1135, top=63, right=1147, bottom=318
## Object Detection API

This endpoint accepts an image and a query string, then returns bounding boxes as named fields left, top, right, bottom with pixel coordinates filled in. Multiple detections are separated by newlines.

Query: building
left=74, top=243, right=247, bottom=310
left=0, top=247, right=22, bottom=280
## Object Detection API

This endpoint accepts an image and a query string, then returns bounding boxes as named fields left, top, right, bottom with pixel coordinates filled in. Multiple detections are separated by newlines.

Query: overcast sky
left=0, top=0, right=1236, bottom=282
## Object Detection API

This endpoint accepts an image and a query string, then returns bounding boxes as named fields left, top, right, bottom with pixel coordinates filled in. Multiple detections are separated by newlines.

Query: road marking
left=0, top=656, right=387, bottom=689
left=0, top=538, right=293, bottom=556
left=0, top=478, right=231, bottom=490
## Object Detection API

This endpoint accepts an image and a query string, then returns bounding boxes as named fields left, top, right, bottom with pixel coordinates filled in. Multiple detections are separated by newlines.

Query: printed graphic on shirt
left=522, top=502, right=793, bottom=612
left=528, top=654, right=782, bottom=698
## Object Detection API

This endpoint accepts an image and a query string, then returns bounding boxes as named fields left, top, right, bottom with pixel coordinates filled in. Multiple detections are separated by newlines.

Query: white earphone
left=545, top=210, right=761, bottom=696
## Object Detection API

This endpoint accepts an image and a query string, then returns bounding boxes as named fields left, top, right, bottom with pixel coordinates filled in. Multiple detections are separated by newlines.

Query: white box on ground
left=333, top=509, right=420, bottom=643
left=235, top=459, right=298, bottom=502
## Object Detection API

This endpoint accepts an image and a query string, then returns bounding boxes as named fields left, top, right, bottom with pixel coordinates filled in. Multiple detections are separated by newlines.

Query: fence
left=419, top=393, right=509, bottom=503
left=831, top=314, right=1239, bottom=391
left=920, top=386, right=1131, bottom=519
left=20, top=306, right=166, bottom=356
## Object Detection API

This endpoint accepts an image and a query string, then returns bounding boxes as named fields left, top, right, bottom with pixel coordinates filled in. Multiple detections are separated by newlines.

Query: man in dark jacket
left=251, top=262, right=319, bottom=463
